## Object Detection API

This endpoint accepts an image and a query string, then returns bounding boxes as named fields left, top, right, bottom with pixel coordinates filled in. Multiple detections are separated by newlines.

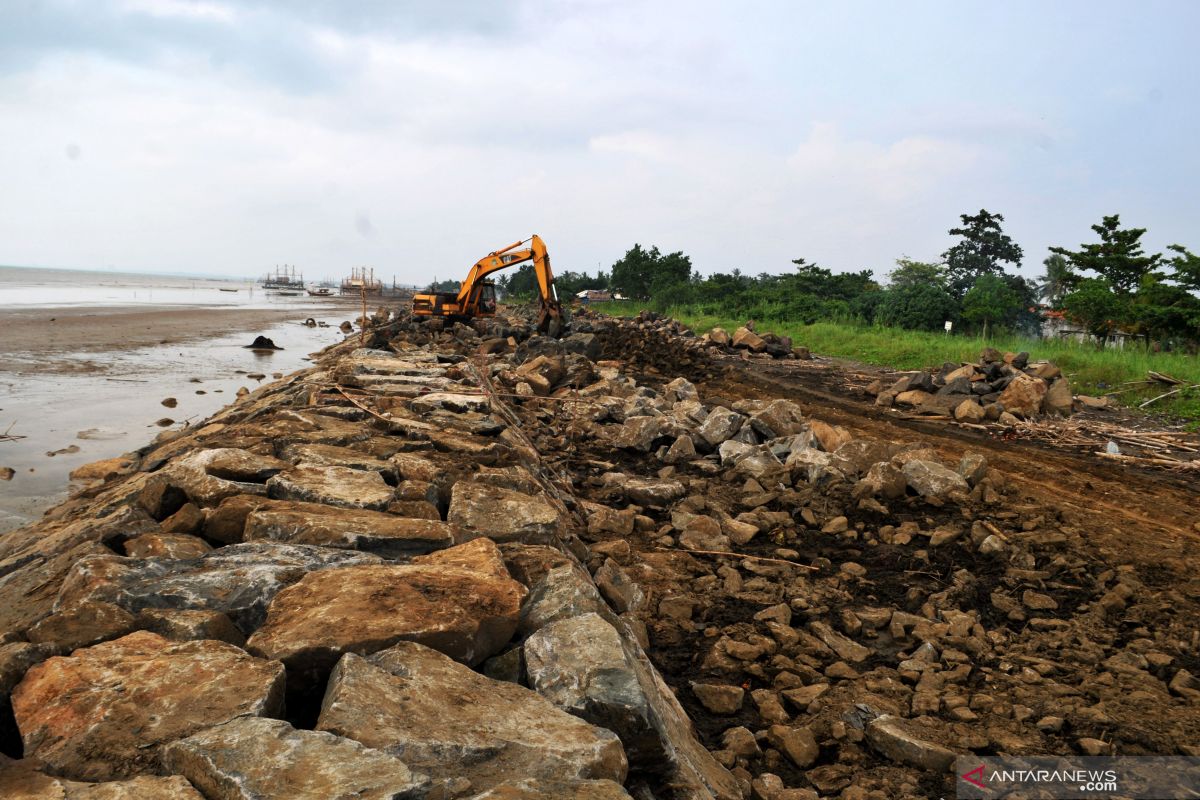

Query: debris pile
left=1, top=306, right=1195, bottom=800
left=867, top=347, right=1082, bottom=422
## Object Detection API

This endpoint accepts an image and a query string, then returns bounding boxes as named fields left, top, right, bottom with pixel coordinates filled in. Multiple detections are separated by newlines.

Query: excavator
left=411, top=234, right=567, bottom=336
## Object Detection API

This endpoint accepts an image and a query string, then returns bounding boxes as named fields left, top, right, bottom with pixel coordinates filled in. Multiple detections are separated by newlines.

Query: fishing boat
left=340, top=266, right=384, bottom=296
left=219, top=288, right=239, bottom=293
left=306, top=287, right=333, bottom=297
left=260, top=265, right=304, bottom=291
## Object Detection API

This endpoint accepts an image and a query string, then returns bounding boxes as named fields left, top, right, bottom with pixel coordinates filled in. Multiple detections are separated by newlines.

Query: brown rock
left=0, top=760, right=203, bottom=799
left=732, top=327, right=766, bottom=352
left=124, top=532, right=212, bottom=559
left=1042, top=376, right=1073, bottom=417
left=998, top=374, right=1048, bottom=418
left=136, top=609, right=246, bottom=646
left=204, top=494, right=274, bottom=544
left=767, top=725, right=819, bottom=768
left=26, top=601, right=136, bottom=651
left=244, top=502, right=461, bottom=557
left=246, top=538, right=526, bottom=685
left=691, top=682, right=745, bottom=714
left=447, top=481, right=566, bottom=544
left=11, top=631, right=285, bottom=780
left=953, top=399, right=985, bottom=423
left=809, top=420, right=851, bottom=453
left=68, top=456, right=135, bottom=483
left=317, top=642, right=627, bottom=790
left=709, top=327, right=732, bottom=347
left=160, top=502, right=206, bottom=535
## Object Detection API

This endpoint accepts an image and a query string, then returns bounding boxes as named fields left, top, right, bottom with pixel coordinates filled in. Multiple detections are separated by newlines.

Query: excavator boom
left=412, top=235, right=566, bottom=335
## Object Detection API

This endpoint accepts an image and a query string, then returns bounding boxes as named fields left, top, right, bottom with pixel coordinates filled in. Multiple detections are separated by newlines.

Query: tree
left=942, top=209, right=1024, bottom=298
left=1037, top=253, right=1076, bottom=306
left=610, top=244, right=692, bottom=298
left=1049, top=214, right=1161, bottom=296
left=876, top=283, right=959, bottom=331
left=1060, top=278, right=1128, bottom=347
left=961, top=274, right=1021, bottom=339
left=888, top=258, right=947, bottom=289
left=1165, top=244, right=1200, bottom=293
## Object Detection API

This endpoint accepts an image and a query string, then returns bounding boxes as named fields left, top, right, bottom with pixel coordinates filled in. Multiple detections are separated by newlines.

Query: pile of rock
left=869, top=347, right=1078, bottom=422
left=703, top=322, right=811, bottom=361
left=2, top=307, right=1191, bottom=800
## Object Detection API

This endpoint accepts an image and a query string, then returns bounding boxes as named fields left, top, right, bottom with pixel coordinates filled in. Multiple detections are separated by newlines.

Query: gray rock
left=612, top=416, right=681, bottom=453
left=698, top=407, right=744, bottom=448
left=901, top=459, right=969, bottom=500
left=864, top=714, right=957, bottom=772
left=317, top=643, right=627, bottom=791
left=266, top=465, right=394, bottom=511
left=620, top=477, right=686, bottom=508
left=594, top=559, right=645, bottom=614
left=54, top=543, right=381, bottom=634
left=519, top=563, right=612, bottom=636
left=162, top=716, right=429, bottom=800
left=747, top=399, right=806, bottom=439
left=524, top=613, right=740, bottom=800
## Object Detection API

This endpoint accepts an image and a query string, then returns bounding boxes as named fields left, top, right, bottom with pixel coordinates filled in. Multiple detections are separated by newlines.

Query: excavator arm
left=412, top=235, right=566, bottom=335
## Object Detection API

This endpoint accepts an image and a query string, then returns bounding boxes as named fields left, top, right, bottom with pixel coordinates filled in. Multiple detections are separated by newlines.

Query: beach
left=0, top=305, right=313, bottom=374
left=0, top=267, right=370, bottom=532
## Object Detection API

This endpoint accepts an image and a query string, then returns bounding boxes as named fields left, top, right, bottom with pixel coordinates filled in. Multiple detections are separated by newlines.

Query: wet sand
left=0, top=305, right=332, bottom=374
left=0, top=302, right=362, bottom=532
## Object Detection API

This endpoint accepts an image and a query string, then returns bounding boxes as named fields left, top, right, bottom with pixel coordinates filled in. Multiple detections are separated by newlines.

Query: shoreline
left=0, top=303, right=361, bottom=531
left=0, top=305, right=355, bottom=374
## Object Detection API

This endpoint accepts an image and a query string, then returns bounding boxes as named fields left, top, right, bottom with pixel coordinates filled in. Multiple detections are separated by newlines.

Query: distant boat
left=261, top=264, right=304, bottom=290
left=306, top=287, right=333, bottom=297
left=275, top=291, right=300, bottom=296
left=219, top=288, right=239, bottom=293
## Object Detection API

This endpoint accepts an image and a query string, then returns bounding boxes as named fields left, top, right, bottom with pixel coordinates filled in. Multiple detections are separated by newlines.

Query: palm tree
left=1037, top=253, right=1075, bottom=306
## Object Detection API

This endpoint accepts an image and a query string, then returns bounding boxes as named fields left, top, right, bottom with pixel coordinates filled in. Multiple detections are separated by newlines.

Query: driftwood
left=1138, top=383, right=1200, bottom=409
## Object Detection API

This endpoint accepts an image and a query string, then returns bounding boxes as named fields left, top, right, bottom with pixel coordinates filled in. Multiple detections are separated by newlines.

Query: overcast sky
left=1, top=0, right=1197, bottom=283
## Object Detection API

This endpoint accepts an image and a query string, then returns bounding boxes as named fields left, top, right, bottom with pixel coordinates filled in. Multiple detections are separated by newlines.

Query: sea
left=0, top=265, right=355, bottom=532
left=0, top=264, right=318, bottom=310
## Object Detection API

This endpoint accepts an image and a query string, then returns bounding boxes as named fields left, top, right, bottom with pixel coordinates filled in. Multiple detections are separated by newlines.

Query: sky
left=1, top=0, right=1198, bottom=284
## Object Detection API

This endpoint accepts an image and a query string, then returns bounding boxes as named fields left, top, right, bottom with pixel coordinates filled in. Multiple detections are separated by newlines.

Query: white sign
left=944, top=321, right=953, bottom=332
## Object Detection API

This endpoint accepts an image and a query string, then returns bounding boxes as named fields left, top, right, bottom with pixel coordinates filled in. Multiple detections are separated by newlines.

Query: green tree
left=888, top=258, right=947, bottom=289
left=1060, top=278, right=1128, bottom=347
left=1165, top=244, right=1200, bottom=293
left=610, top=244, right=692, bottom=298
left=942, top=209, right=1024, bottom=298
left=876, top=283, right=959, bottom=331
left=1049, top=214, right=1161, bottom=296
left=961, top=274, right=1020, bottom=339
left=1037, top=253, right=1076, bottom=306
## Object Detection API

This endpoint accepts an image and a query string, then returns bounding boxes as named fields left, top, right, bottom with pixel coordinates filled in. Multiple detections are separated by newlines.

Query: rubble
left=1, top=303, right=1193, bottom=800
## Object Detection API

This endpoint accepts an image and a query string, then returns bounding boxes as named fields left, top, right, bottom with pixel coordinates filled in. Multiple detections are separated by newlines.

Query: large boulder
left=280, top=442, right=398, bottom=481
left=317, top=642, right=627, bottom=791
left=244, top=501, right=462, bottom=557
left=732, top=327, right=766, bottom=353
left=1042, top=376, right=1073, bottom=417
left=246, top=539, right=526, bottom=685
left=447, top=482, right=565, bottom=544
left=11, top=631, right=284, bottom=781
left=698, top=407, right=744, bottom=448
left=54, top=543, right=380, bottom=634
left=611, top=416, right=682, bottom=453
left=150, top=448, right=289, bottom=508
left=524, top=613, right=740, bottom=800
left=162, top=717, right=429, bottom=800
left=901, top=459, right=969, bottom=500
left=747, top=400, right=806, bottom=439
left=266, top=465, right=394, bottom=511
left=997, top=373, right=1047, bottom=418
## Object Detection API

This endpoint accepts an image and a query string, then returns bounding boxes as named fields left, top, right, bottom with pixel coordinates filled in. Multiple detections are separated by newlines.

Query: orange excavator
left=412, top=234, right=567, bottom=336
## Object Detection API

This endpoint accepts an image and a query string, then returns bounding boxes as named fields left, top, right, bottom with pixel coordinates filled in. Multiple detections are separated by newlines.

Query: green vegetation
left=496, top=207, right=1200, bottom=421
left=590, top=301, right=1200, bottom=424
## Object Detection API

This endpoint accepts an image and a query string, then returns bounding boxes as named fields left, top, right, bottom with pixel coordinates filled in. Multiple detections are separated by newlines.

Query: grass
left=587, top=301, right=1200, bottom=426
